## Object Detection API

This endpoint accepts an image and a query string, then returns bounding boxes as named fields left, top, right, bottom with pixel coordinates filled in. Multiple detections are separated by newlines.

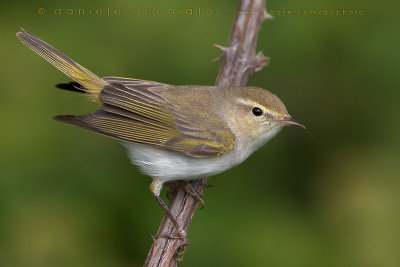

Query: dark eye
left=252, top=107, right=263, bottom=116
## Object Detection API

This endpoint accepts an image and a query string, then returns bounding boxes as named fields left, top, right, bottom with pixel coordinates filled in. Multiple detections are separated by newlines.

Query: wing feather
left=56, top=78, right=236, bottom=157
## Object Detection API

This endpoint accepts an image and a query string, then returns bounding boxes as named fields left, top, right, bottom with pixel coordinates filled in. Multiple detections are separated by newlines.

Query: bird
left=17, top=28, right=304, bottom=240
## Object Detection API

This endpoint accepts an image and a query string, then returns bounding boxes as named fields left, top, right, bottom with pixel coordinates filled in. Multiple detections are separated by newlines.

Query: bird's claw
left=183, top=182, right=205, bottom=209
left=157, top=228, right=187, bottom=241
left=156, top=229, right=189, bottom=261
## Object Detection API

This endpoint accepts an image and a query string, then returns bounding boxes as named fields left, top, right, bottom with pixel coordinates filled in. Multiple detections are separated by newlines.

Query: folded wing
left=55, top=78, right=236, bottom=158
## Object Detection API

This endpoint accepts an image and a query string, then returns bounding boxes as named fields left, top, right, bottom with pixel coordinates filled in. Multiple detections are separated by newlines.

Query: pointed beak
left=278, top=117, right=305, bottom=129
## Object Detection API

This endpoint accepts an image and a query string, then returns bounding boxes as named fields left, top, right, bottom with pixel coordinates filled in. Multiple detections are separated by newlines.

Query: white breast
left=122, top=126, right=281, bottom=181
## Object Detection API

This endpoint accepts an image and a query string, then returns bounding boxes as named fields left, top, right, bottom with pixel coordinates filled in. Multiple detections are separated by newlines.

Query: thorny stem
left=144, top=1, right=270, bottom=266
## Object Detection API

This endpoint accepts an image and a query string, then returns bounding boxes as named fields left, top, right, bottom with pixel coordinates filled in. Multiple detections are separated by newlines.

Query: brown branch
left=144, top=1, right=270, bottom=266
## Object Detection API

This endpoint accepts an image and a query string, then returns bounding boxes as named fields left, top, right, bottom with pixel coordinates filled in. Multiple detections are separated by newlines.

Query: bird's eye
left=252, top=107, right=263, bottom=116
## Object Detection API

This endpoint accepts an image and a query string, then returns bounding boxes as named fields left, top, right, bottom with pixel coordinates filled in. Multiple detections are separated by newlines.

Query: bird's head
left=223, top=87, right=304, bottom=149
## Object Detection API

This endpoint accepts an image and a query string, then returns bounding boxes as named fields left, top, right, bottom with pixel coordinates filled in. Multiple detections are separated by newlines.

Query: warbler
left=17, top=29, right=304, bottom=238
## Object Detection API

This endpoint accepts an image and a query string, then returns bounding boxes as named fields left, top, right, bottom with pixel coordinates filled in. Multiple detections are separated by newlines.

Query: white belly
left=121, top=126, right=281, bottom=182
left=122, top=142, right=246, bottom=181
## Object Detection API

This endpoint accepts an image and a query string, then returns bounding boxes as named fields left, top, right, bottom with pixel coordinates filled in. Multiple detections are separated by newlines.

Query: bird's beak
left=278, top=117, right=305, bottom=129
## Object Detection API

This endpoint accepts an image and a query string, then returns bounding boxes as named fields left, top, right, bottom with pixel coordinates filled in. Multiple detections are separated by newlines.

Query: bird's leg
left=150, top=179, right=187, bottom=240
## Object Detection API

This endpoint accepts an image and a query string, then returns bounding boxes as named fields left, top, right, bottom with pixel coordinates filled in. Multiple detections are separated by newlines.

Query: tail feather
left=55, top=82, right=85, bottom=93
left=17, top=28, right=106, bottom=99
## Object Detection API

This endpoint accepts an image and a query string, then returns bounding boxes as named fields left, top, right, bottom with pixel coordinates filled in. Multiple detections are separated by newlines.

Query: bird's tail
left=16, top=28, right=106, bottom=100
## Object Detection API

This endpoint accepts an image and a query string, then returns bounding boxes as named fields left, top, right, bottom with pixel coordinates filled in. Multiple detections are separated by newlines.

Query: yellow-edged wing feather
left=56, top=79, right=236, bottom=158
left=17, top=30, right=235, bottom=157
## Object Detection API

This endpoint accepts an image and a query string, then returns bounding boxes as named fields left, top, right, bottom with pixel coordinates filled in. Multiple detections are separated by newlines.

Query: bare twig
left=144, top=0, right=269, bottom=266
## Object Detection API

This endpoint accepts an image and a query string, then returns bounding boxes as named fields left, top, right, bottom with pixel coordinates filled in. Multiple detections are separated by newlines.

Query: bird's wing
left=55, top=78, right=236, bottom=158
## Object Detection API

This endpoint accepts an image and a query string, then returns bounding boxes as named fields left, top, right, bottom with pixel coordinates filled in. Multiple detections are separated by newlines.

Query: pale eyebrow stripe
left=235, top=98, right=250, bottom=105
left=235, top=98, right=278, bottom=116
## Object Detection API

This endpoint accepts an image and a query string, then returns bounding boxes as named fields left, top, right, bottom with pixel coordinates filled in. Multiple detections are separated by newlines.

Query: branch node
left=253, top=51, right=270, bottom=72
left=213, top=43, right=229, bottom=52
left=144, top=1, right=268, bottom=265
left=212, top=56, right=221, bottom=63
left=149, top=233, right=157, bottom=245
left=264, top=12, right=274, bottom=20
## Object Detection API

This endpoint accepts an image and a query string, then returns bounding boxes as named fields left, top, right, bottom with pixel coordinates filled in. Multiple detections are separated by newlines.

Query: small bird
left=17, top=29, right=304, bottom=239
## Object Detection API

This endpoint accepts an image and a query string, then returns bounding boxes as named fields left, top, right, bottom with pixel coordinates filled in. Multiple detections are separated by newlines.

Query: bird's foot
left=166, top=180, right=212, bottom=208
left=158, top=229, right=187, bottom=240
left=182, top=182, right=206, bottom=209
left=154, top=229, right=189, bottom=261
left=175, top=240, right=189, bottom=262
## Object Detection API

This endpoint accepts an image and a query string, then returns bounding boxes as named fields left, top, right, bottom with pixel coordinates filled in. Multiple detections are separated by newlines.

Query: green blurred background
left=1, top=0, right=399, bottom=266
